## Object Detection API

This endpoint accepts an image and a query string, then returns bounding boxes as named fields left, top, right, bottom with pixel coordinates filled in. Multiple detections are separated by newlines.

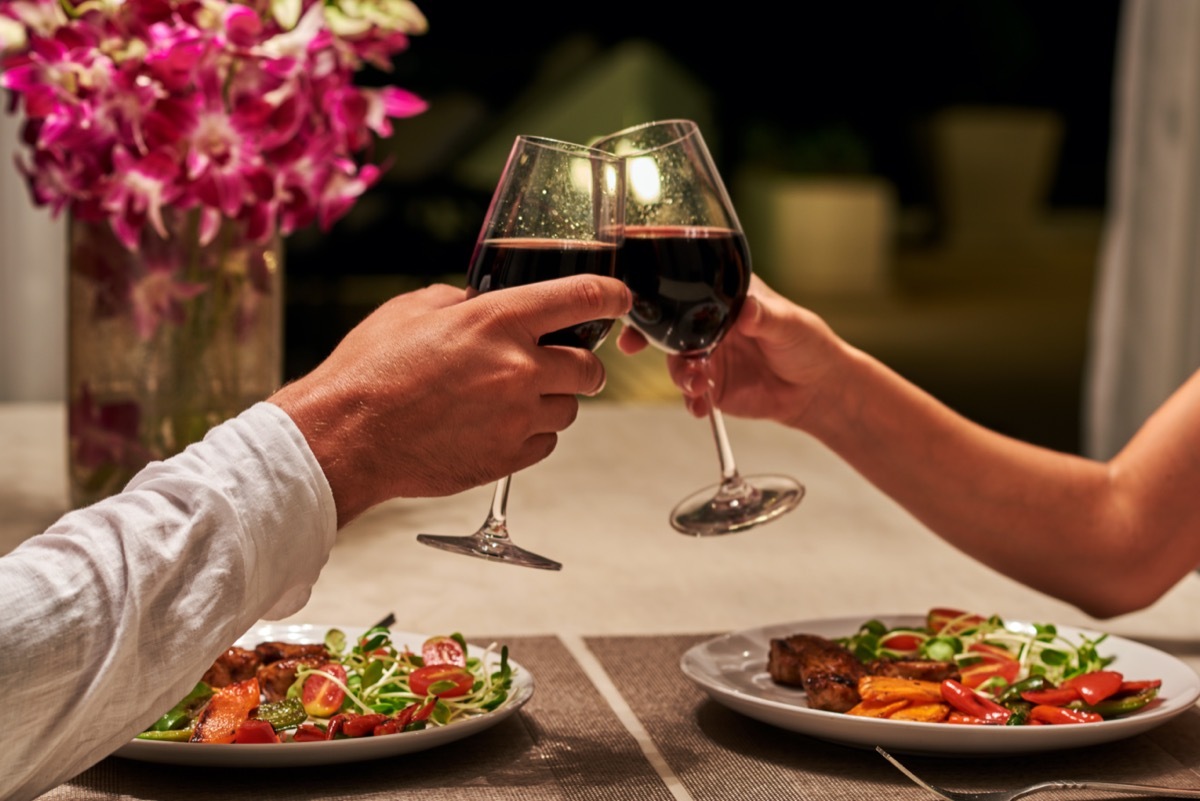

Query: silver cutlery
left=876, top=746, right=1200, bottom=801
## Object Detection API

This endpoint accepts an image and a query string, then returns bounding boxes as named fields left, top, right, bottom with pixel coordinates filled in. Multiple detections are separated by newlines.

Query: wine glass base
left=670, top=474, right=805, bottom=537
left=416, top=533, right=563, bottom=571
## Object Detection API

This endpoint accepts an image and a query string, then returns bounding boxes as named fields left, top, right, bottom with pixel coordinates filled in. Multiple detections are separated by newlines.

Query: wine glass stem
left=705, top=394, right=760, bottom=509
left=708, top=400, right=740, bottom=484
left=480, top=474, right=512, bottom=540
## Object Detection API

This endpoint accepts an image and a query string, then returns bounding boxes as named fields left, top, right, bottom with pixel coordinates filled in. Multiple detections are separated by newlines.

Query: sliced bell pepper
left=1029, top=704, right=1103, bottom=725
left=190, top=677, right=261, bottom=743
left=1077, top=686, right=1160, bottom=718
left=233, top=718, right=281, bottom=744
left=940, top=679, right=1011, bottom=724
left=1021, top=686, right=1080, bottom=706
left=1062, top=670, right=1124, bottom=705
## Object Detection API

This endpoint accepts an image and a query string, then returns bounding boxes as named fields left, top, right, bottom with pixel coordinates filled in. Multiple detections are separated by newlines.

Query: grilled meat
left=257, top=655, right=328, bottom=702
left=201, top=646, right=259, bottom=688
left=200, top=640, right=331, bottom=694
left=767, top=634, right=866, bottom=713
left=254, top=641, right=331, bottom=664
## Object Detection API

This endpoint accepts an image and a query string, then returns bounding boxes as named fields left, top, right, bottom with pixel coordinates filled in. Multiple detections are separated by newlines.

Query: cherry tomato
left=880, top=632, right=925, bottom=653
left=302, top=663, right=348, bottom=717
left=1062, top=670, right=1124, bottom=705
left=422, top=635, right=467, bottom=667
left=233, top=718, right=280, bottom=744
left=409, top=664, right=475, bottom=698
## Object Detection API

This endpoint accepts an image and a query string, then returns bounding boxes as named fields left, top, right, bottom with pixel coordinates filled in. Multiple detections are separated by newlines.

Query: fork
left=876, top=747, right=1200, bottom=801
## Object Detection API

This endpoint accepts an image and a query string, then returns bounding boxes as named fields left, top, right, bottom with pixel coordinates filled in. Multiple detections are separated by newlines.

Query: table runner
left=38, top=635, right=674, bottom=801
left=584, top=633, right=1200, bottom=801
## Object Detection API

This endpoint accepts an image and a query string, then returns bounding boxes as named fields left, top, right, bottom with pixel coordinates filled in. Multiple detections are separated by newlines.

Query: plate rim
left=114, top=622, right=534, bottom=767
left=680, top=613, right=1200, bottom=756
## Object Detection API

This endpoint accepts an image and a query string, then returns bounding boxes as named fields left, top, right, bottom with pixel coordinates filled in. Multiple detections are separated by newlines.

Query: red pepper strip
left=292, top=723, right=328, bottom=742
left=940, top=679, right=1011, bottom=724
left=342, top=713, right=389, bottom=738
left=325, top=713, right=350, bottom=739
left=1030, top=704, right=1104, bottom=724
left=1021, top=687, right=1079, bottom=706
left=233, top=718, right=280, bottom=744
left=945, top=711, right=992, bottom=725
left=373, top=718, right=402, bottom=736
left=1062, top=670, right=1124, bottom=705
left=1119, top=679, right=1162, bottom=693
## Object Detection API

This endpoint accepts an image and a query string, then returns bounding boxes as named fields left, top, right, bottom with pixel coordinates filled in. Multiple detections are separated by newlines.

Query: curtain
left=0, top=108, right=65, bottom=401
left=1084, top=0, right=1200, bottom=459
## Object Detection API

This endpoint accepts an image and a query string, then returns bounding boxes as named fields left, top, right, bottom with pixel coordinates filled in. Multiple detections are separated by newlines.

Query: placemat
left=38, top=635, right=674, bottom=801
left=585, top=633, right=1200, bottom=801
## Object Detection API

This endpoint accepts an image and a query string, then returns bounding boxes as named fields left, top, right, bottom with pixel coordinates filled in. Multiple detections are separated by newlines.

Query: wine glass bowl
left=592, top=119, right=804, bottom=536
left=416, top=135, right=625, bottom=569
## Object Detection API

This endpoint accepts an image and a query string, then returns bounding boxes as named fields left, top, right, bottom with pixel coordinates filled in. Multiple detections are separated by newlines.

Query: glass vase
left=66, top=210, right=283, bottom=509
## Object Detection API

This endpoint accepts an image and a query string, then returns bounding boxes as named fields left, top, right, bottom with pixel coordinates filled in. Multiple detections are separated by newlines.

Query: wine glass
left=416, top=135, right=625, bottom=570
left=591, top=119, right=804, bottom=536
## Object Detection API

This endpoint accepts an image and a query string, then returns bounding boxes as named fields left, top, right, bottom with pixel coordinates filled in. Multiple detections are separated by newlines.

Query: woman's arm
left=633, top=275, right=1200, bottom=618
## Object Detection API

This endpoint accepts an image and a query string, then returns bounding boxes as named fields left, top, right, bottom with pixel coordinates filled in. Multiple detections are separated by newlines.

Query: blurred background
left=285, top=0, right=1121, bottom=455
left=1, top=0, right=1155, bottom=457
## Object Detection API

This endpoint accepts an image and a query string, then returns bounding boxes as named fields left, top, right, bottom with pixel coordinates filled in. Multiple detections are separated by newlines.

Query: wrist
left=790, top=339, right=870, bottom=443
left=269, top=379, right=373, bottom=528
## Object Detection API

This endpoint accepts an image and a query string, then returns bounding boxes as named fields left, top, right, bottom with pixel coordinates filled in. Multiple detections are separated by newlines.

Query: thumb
left=736, top=293, right=766, bottom=337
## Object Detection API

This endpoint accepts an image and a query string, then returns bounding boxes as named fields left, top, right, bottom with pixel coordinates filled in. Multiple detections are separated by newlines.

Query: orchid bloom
left=0, top=0, right=428, bottom=249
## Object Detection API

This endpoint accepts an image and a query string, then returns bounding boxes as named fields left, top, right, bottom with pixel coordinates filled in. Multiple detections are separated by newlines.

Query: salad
left=835, top=607, right=1163, bottom=725
left=138, top=624, right=514, bottom=744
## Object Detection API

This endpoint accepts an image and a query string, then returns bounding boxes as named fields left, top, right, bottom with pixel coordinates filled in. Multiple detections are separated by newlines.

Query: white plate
left=680, top=614, right=1200, bottom=755
left=114, top=622, right=534, bottom=767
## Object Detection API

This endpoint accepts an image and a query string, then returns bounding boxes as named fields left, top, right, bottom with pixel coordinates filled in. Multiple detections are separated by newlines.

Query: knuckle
left=572, top=275, right=607, bottom=316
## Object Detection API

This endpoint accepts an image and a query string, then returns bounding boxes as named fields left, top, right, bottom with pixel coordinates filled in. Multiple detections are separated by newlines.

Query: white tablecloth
left=5, top=400, right=1200, bottom=649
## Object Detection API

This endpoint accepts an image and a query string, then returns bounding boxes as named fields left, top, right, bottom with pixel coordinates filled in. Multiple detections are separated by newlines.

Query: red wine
left=467, top=237, right=618, bottom=350
left=617, top=225, right=750, bottom=355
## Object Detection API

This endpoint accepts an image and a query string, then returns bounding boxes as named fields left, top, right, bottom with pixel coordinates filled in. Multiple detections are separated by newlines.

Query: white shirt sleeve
left=0, top=402, right=338, bottom=801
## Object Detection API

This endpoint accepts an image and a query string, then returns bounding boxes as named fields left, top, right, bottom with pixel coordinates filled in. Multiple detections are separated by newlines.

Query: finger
left=734, top=293, right=764, bottom=335
left=529, top=393, right=582, bottom=434
left=616, top=323, right=649, bottom=354
left=511, top=431, right=560, bottom=474
left=500, top=275, right=631, bottom=342
left=667, top=358, right=711, bottom=398
left=684, top=393, right=710, bottom=418
left=536, top=347, right=607, bottom=397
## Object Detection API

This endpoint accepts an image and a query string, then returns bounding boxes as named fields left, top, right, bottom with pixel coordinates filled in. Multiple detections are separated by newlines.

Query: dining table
left=6, top=398, right=1200, bottom=801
